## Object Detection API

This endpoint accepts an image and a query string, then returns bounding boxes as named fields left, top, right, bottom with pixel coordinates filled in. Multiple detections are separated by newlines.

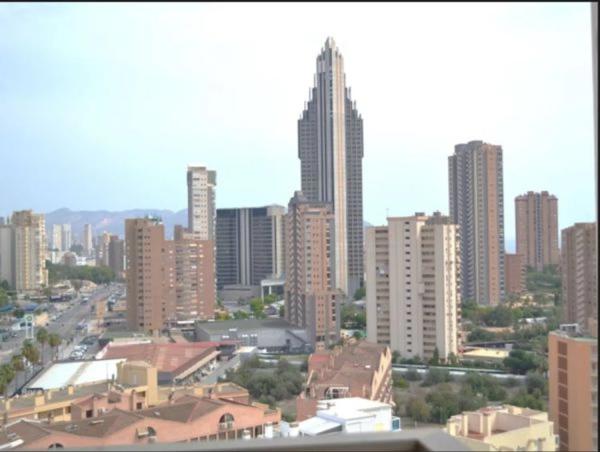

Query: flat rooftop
left=196, top=318, right=298, bottom=332
left=27, top=359, right=126, bottom=391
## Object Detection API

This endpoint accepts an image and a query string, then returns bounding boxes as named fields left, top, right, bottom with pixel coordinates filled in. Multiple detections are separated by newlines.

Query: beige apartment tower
left=448, top=141, right=505, bottom=305
left=125, top=218, right=175, bottom=334
left=83, top=224, right=93, bottom=257
left=504, top=253, right=526, bottom=296
left=366, top=212, right=461, bottom=361
left=187, top=165, right=217, bottom=241
left=173, top=225, right=216, bottom=322
left=10, top=210, right=48, bottom=292
left=515, top=191, right=559, bottom=270
left=284, top=191, right=339, bottom=347
left=548, top=328, right=598, bottom=452
left=560, top=222, right=597, bottom=331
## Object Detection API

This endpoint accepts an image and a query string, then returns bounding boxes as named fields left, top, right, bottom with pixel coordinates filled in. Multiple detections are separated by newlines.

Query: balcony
left=73, top=429, right=470, bottom=451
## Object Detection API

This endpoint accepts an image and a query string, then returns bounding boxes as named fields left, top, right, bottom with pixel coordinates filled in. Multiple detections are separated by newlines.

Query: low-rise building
left=97, top=342, right=221, bottom=385
left=445, top=405, right=558, bottom=451
left=283, top=398, right=399, bottom=437
left=461, top=347, right=510, bottom=364
left=195, top=318, right=311, bottom=353
left=1, top=391, right=280, bottom=450
left=296, top=341, right=393, bottom=422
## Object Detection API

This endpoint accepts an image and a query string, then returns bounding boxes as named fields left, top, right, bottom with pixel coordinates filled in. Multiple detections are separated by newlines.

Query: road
left=2, top=283, right=122, bottom=395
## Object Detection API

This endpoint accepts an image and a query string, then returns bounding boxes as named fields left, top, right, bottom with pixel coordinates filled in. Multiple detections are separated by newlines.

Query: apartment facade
left=61, top=224, right=72, bottom=252
left=515, top=191, right=559, bottom=270
left=173, top=225, right=216, bottom=321
left=504, top=253, right=525, bottom=296
left=187, top=165, right=217, bottom=241
left=6, top=210, right=48, bottom=292
left=560, top=223, right=597, bottom=330
left=298, top=37, right=364, bottom=299
left=284, top=191, right=339, bottom=347
left=548, top=328, right=598, bottom=452
left=366, top=213, right=461, bottom=361
left=125, top=218, right=175, bottom=334
left=83, top=224, right=93, bottom=257
left=51, top=224, right=62, bottom=251
left=108, top=235, right=125, bottom=277
left=446, top=405, right=558, bottom=451
left=448, top=140, right=505, bottom=305
left=216, top=205, right=285, bottom=289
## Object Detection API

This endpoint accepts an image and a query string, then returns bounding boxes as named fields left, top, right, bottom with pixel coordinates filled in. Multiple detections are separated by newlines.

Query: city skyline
left=0, top=3, right=595, bottom=247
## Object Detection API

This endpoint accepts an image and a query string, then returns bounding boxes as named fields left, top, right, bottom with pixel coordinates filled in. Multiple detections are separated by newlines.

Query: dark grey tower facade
left=216, top=206, right=285, bottom=289
left=298, top=37, right=364, bottom=298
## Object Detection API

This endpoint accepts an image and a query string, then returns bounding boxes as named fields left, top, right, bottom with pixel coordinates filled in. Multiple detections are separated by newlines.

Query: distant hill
left=45, top=208, right=188, bottom=240
left=45, top=208, right=377, bottom=241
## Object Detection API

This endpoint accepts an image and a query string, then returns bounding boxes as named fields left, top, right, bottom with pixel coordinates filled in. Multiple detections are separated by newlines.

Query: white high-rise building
left=187, top=165, right=216, bottom=240
left=298, top=37, right=364, bottom=299
left=366, top=212, right=461, bottom=361
left=61, top=223, right=72, bottom=252
left=83, top=224, right=93, bottom=256
left=51, top=224, right=62, bottom=251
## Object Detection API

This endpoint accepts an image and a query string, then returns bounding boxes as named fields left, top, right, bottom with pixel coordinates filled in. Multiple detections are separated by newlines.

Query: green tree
left=71, top=279, right=83, bottom=295
left=525, top=372, right=547, bottom=397
left=429, top=347, right=440, bottom=366
left=233, top=310, right=249, bottom=320
left=426, top=383, right=460, bottom=424
left=353, top=286, right=366, bottom=300
left=36, top=327, right=49, bottom=364
left=13, top=309, right=24, bottom=319
left=0, top=287, right=9, bottom=307
left=0, top=280, right=10, bottom=291
left=48, top=333, right=62, bottom=361
left=249, top=298, right=265, bottom=319
left=421, top=368, right=452, bottom=387
left=393, top=375, right=409, bottom=389
left=503, top=349, right=539, bottom=375
left=21, top=340, right=40, bottom=369
left=0, top=363, right=16, bottom=398
left=279, top=305, right=285, bottom=318
left=404, top=369, right=422, bottom=381
left=467, top=328, right=497, bottom=343
left=447, top=352, right=459, bottom=366
left=10, top=354, right=25, bottom=389
left=509, top=388, right=545, bottom=410
left=406, top=397, right=430, bottom=422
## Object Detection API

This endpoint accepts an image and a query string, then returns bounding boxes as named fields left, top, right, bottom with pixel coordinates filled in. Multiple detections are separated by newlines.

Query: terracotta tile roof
left=4, top=420, right=51, bottom=445
left=139, top=395, right=224, bottom=423
left=100, top=342, right=218, bottom=376
left=44, top=409, right=143, bottom=438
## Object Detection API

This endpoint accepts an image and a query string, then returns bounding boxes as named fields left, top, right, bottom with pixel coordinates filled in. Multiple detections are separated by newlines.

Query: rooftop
left=99, top=342, right=219, bottom=376
left=196, top=318, right=300, bottom=332
left=26, top=359, right=126, bottom=391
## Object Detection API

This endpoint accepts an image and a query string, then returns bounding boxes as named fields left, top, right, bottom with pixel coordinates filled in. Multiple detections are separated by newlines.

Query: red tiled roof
left=101, top=342, right=218, bottom=375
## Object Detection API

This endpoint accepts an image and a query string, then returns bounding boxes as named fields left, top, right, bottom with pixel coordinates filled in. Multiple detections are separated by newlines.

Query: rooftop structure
left=445, top=405, right=557, bottom=451
left=97, top=342, right=221, bottom=384
left=27, top=359, right=126, bottom=391
left=296, top=341, right=393, bottom=421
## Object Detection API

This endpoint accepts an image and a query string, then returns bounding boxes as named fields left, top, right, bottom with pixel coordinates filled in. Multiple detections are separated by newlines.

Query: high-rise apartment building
left=561, top=223, right=597, bottom=331
left=173, top=226, right=215, bottom=321
left=298, top=37, right=364, bottom=299
left=366, top=212, right=461, bottom=361
left=61, top=224, right=72, bottom=252
left=448, top=140, right=505, bottom=305
left=187, top=166, right=216, bottom=241
left=548, top=327, right=598, bottom=452
left=108, top=235, right=125, bottom=277
left=515, top=191, right=559, bottom=270
left=7, top=210, right=48, bottom=292
left=216, top=205, right=285, bottom=289
left=0, top=224, right=14, bottom=287
left=125, top=218, right=175, bottom=334
left=504, top=253, right=526, bottom=296
left=95, top=232, right=111, bottom=267
left=51, top=224, right=62, bottom=251
left=284, top=191, right=339, bottom=347
left=83, top=224, right=93, bottom=257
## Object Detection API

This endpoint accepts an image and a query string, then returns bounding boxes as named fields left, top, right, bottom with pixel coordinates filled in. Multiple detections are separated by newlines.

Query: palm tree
left=0, top=363, right=15, bottom=399
left=48, top=333, right=62, bottom=361
left=10, top=354, right=25, bottom=390
left=35, top=327, right=49, bottom=365
left=21, top=340, right=40, bottom=378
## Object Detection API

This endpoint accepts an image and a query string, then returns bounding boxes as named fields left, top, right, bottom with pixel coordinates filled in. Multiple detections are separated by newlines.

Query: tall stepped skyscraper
left=298, top=37, right=364, bottom=299
left=448, top=140, right=505, bottom=305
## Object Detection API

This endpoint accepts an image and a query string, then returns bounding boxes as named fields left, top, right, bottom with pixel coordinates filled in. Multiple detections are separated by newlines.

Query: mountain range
left=46, top=208, right=374, bottom=240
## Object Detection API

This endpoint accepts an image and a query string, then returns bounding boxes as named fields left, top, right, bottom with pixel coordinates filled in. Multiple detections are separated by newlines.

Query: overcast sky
left=0, top=2, right=595, bottom=248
